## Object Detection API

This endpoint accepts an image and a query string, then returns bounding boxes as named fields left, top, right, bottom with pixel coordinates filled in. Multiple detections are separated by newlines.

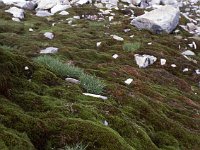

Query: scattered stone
left=125, top=78, right=133, bottom=85
left=29, top=28, right=33, bottom=32
left=24, top=66, right=29, bottom=70
left=5, top=7, right=24, bottom=19
left=112, top=35, right=124, bottom=41
left=148, top=42, right=152, bottom=45
left=51, top=4, right=71, bottom=14
left=36, top=10, right=52, bottom=17
left=131, top=5, right=180, bottom=33
left=112, top=54, right=119, bottom=59
left=134, top=54, right=157, bottom=68
left=73, top=16, right=80, bottom=19
left=187, top=23, right=197, bottom=31
left=130, top=35, right=134, bottom=38
left=124, top=29, right=130, bottom=32
left=44, top=32, right=54, bottom=40
left=196, top=69, right=200, bottom=75
left=83, top=93, right=108, bottom=100
left=182, top=50, right=195, bottom=56
left=160, top=58, right=166, bottom=65
left=59, top=10, right=69, bottom=15
left=96, top=42, right=101, bottom=47
left=40, top=47, right=58, bottom=54
left=15, top=1, right=36, bottom=10
left=109, top=16, right=114, bottom=21
left=65, top=78, right=80, bottom=84
left=12, top=17, right=20, bottom=22
left=192, top=41, right=197, bottom=49
left=183, top=68, right=189, bottom=72
left=103, top=120, right=108, bottom=126
left=171, top=64, right=177, bottom=68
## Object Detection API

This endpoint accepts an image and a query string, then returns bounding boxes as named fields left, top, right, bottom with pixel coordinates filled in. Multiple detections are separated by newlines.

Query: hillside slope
left=0, top=3, right=200, bottom=150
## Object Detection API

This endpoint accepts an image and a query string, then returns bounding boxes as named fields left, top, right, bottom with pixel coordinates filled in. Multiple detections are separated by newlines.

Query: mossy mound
left=0, top=3, right=200, bottom=150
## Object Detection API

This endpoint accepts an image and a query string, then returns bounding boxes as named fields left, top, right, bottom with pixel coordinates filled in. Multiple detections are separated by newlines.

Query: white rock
left=5, top=7, right=24, bottom=19
left=112, top=54, right=119, bottom=59
left=29, top=28, right=33, bottom=32
left=148, top=42, right=152, bottom=45
left=182, top=50, right=195, bottom=56
left=171, top=64, right=176, bottom=67
left=187, top=23, right=197, bottom=31
left=59, top=10, right=69, bottom=15
left=12, top=17, right=20, bottom=22
left=130, top=35, right=134, bottom=38
left=37, top=0, right=56, bottom=10
left=44, top=32, right=54, bottom=40
left=37, top=0, right=70, bottom=10
left=192, top=41, right=197, bottom=49
left=24, top=66, right=29, bottom=70
left=109, top=16, right=114, bottom=21
left=134, top=54, right=157, bottom=68
left=40, top=47, right=58, bottom=54
left=131, top=0, right=142, bottom=5
left=160, top=0, right=178, bottom=6
left=83, top=93, right=108, bottom=100
left=15, top=1, right=36, bottom=10
left=65, top=78, right=80, bottom=84
left=2, top=0, right=26, bottom=5
left=149, top=0, right=161, bottom=5
left=103, top=120, right=108, bottom=126
left=96, top=42, right=101, bottom=47
left=76, top=0, right=91, bottom=5
left=196, top=69, right=200, bottom=75
left=131, top=5, right=180, bottom=33
left=51, top=4, right=71, bottom=14
left=112, top=35, right=124, bottom=41
left=124, top=29, right=130, bottom=32
left=73, top=16, right=80, bottom=19
left=183, top=68, right=189, bottom=72
left=36, top=10, right=52, bottom=17
left=160, top=58, right=166, bottom=65
left=125, top=78, right=133, bottom=85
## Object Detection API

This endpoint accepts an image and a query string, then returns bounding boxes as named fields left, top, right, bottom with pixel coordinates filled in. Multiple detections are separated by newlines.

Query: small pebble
left=112, top=54, right=119, bottom=59
left=125, top=78, right=133, bottom=85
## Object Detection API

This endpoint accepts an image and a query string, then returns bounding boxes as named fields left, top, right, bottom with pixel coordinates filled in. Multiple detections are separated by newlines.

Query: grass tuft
left=123, top=42, right=141, bottom=52
left=35, top=55, right=105, bottom=94
left=80, top=74, right=105, bottom=94
left=34, top=55, right=84, bottom=78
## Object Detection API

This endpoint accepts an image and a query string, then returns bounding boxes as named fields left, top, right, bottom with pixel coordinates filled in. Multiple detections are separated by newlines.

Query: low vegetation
left=123, top=42, right=141, bottom=52
left=0, top=3, right=200, bottom=150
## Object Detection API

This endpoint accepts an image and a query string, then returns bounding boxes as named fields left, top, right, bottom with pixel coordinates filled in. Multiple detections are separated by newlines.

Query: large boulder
left=131, top=5, right=180, bottom=33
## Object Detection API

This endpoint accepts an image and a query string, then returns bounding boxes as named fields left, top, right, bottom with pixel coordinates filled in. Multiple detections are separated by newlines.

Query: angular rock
left=83, top=93, right=108, bottom=100
left=51, top=4, right=71, bottom=14
left=59, top=10, right=69, bottom=15
left=15, top=1, right=36, bottom=10
left=182, top=50, right=195, bottom=56
left=5, top=7, right=24, bottom=19
left=134, top=54, right=157, bottom=68
left=36, top=10, right=52, bottom=17
left=131, top=5, right=180, bottom=33
left=40, top=47, right=58, bottom=54
left=44, top=32, right=54, bottom=39
left=65, top=78, right=80, bottom=84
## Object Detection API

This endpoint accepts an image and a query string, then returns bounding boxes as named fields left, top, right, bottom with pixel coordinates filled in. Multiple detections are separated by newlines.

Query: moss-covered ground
left=0, top=3, right=200, bottom=150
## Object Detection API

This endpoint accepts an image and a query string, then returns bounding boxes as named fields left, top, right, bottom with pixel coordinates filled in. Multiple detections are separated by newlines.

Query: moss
left=0, top=4, right=200, bottom=150
left=45, top=118, right=135, bottom=150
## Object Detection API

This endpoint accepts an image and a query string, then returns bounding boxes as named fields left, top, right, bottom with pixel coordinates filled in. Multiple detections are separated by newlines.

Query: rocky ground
left=0, top=0, right=200, bottom=150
